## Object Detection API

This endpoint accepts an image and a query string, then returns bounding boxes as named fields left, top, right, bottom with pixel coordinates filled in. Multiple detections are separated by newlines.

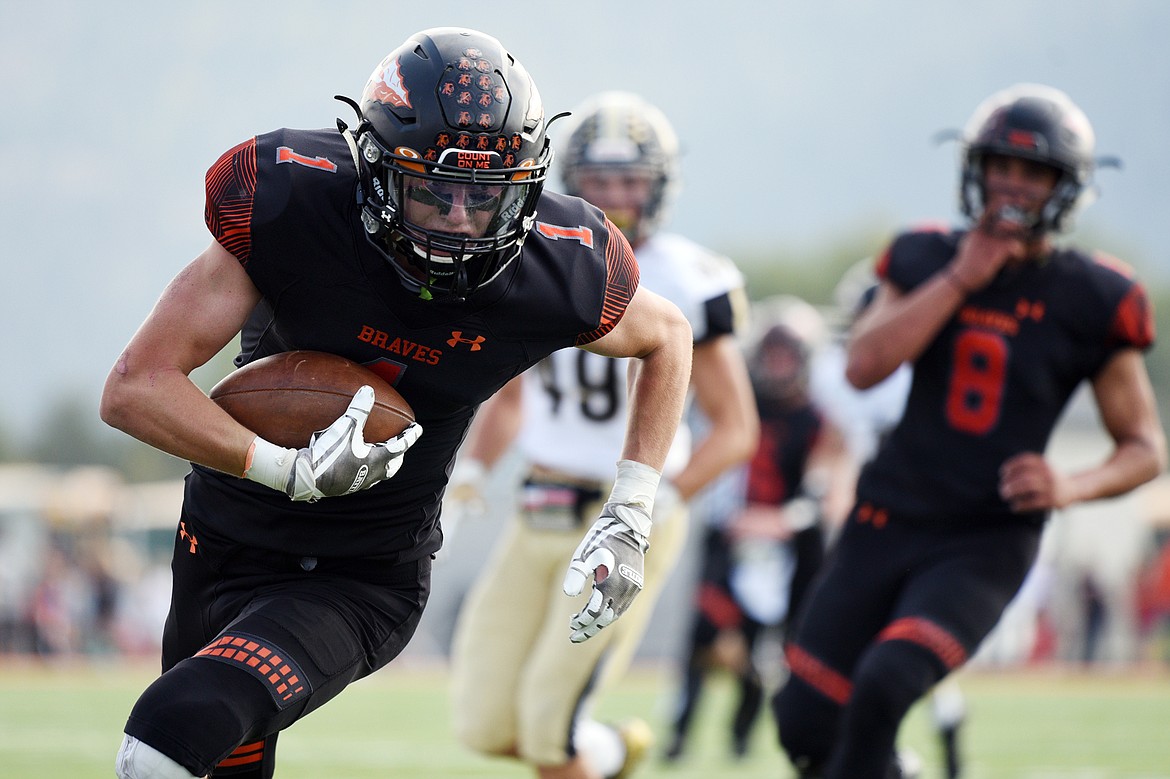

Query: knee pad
left=125, top=656, right=283, bottom=777
left=116, top=735, right=203, bottom=779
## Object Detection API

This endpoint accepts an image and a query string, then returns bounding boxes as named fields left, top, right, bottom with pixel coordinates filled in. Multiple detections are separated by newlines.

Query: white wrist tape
left=785, top=496, right=820, bottom=531
left=451, top=457, right=487, bottom=487
left=242, top=436, right=297, bottom=492
left=606, top=459, right=660, bottom=538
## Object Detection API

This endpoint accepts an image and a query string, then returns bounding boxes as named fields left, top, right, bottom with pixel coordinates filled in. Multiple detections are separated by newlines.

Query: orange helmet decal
left=364, top=55, right=412, bottom=109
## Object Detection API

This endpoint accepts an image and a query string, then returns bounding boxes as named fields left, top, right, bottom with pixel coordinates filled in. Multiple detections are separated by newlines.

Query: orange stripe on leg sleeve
left=878, top=617, right=968, bottom=670
left=785, top=643, right=852, bottom=705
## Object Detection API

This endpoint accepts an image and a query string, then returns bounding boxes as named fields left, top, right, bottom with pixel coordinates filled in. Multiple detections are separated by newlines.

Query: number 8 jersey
left=857, top=227, right=1155, bottom=525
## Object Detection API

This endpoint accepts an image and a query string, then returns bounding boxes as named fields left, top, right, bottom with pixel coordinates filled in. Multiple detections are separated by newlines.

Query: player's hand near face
left=948, top=208, right=1029, bottom=292
left=948, top=154, right=1059, bottom=291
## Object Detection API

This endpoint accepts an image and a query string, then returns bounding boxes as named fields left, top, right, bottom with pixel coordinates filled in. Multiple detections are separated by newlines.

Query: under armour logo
left=1014, top=298, right=1045, bottom=322
left=179, top=521, right=199, bottom=554
left=447, top=331, right=486, bottom=351
left=856, top=503, right=888, bottom=529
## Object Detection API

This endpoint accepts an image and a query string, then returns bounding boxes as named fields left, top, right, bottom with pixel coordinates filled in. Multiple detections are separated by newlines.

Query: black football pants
left=772, top=509, right=1040, bottom=779
left=124, top=516, right=431, bottom=778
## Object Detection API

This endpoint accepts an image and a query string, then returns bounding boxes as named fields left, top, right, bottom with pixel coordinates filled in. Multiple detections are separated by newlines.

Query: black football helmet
left=750, top=322, right=810, bottom=407
left=959, top=83, right=1096, bottom=235
left=337, top=28, right=553, bottom=300
left=558, top=91, right=680, bottom=245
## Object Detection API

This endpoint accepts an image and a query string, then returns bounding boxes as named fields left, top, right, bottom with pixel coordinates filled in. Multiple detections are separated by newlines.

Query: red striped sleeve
left=204, top=138, right=258, bottom=265
left=576, top=218, right=639, bottom=346
left=1109, top=282, right=1155, bottom=350
left=1088, top=251, right=1154, bottom=350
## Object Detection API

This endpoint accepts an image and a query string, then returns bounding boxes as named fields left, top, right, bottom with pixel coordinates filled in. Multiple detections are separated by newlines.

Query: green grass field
left=1, top=659, right=1167, bottom=778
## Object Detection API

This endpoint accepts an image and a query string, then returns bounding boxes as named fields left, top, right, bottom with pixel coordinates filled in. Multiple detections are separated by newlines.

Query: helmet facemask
left=960, top=153, right=1084, bottom=237
left=750, top=325, right=810, bottom=408
left=355, top=128, right=548, bottom=299
left=957, top=83, right=1096, bottom=237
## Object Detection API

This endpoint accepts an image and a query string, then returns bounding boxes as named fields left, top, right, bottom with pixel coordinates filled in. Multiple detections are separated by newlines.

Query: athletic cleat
left=791, top=756, right=824, bottom=779
left=931, top=682, right=966, bottom=779
left=611, top=718, right=654, bottom=779
left=662, top=732, right=685, bottom=763
left=939, top=724, right=963, bottom=779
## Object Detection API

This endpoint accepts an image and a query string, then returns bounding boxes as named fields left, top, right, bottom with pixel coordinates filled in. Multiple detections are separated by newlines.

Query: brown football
left=209, top=351, right=414, bottom=448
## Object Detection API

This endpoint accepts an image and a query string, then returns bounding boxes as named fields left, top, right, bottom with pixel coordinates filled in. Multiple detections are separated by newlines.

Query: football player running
left=101, top=31, right=693, bottom=779
left=771, top=84, right=1166, bottom=778
left=448, top=92, right=758, bottom=779
left=665, top=315, right=852, bottom=763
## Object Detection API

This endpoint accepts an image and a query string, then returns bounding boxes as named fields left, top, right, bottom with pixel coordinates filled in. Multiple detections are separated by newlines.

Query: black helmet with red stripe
left=959, top=83, right=1096, bottom=235
left=338, top=28, right=553, bottom=300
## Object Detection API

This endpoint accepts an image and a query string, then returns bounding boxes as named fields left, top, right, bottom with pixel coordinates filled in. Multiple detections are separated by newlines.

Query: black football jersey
left=857, top=227, right=1155, bottom=525
left=745, top=401, right=824, bottom=506
left=186, top=128, right=639, bottom=560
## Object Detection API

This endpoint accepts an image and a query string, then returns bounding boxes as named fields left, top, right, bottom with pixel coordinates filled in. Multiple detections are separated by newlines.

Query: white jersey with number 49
left=515, top=232, right=747, bottom=482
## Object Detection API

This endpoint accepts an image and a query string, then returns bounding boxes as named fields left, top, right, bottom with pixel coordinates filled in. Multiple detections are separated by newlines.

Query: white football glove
left=244, top=385, right=422, bottom=501
left=435, top=457, right=487, bottom=561
left=445, top=457, right=488, bottom=516
left=562, top=502, right=651, bottom=643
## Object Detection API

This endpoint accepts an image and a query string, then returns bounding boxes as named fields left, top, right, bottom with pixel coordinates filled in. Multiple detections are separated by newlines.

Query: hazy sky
left=2, top=1, right=1169, bottom=438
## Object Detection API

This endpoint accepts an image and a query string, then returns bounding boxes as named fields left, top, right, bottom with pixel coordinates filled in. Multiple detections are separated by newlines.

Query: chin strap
left=336, top=103, right=436, bottom=300
left=336, top=117, right=368, bottom=206
left=453, top=260, right=469, bottom=301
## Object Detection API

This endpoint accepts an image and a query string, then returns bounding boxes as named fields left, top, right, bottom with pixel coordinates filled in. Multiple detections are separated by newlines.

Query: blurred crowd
left=0, top=466, right=175, bottom=659
left=2, top=295, right=1170, bottom=670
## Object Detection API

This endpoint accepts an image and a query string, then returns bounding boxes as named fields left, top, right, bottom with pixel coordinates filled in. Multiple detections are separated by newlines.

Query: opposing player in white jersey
left=449, top=92, right=759, bottom=779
